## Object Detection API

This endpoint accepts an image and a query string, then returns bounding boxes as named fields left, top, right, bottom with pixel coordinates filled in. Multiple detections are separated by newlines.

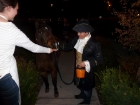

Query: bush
left=16, top=57, right=41, bottom=105
left=117, top=55, right=140, bottom=81
left=96, top=68, right=140, bottom=105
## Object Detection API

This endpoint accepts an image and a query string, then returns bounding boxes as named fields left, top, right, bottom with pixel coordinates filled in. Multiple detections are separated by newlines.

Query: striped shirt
left=0, top=22, right=50, bottom=78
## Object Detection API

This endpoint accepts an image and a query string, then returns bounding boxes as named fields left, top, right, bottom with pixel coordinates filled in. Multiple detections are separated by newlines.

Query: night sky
left=16, top=0, right=122, bottom=20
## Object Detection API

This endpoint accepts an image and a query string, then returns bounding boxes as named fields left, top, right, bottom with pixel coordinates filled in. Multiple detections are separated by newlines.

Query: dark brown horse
left=35, top=20, right=60, bottom=97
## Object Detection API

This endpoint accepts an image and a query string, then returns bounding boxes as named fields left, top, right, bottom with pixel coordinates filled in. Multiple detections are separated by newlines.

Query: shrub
left=117, top=55, right=140, bottom=81
left=16, top=57, right=41, bottom=105
left=96, top=68, right=140, bottom=105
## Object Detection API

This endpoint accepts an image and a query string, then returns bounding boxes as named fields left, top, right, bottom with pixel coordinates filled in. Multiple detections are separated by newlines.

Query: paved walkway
left=35, top=49, right=100, bottom=105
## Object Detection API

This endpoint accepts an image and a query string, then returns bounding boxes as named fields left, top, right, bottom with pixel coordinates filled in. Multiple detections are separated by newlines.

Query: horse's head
left=35, top=21, right=59, bottom=49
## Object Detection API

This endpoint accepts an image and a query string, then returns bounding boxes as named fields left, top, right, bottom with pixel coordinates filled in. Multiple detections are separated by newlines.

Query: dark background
left=14, top=0, right=137, bottom=40
left=14, top=0, right=122, bottom=40
left=17, top=0, right=120, bottom=19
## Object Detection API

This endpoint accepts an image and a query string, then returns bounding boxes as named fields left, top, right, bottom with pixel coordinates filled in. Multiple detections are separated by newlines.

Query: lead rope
left=53, top=51, right=74, bottom=85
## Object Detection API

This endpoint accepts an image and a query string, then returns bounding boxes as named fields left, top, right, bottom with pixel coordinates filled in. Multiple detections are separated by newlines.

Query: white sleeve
left=84, top=60, right=90, bottom=73
left=13, top=25, right=51, bottom=53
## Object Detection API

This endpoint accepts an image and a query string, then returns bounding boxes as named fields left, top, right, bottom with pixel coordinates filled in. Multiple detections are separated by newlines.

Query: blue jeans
left=80, top=89, right=92, bottom=104
left=0, top=73, right=19, bottom=105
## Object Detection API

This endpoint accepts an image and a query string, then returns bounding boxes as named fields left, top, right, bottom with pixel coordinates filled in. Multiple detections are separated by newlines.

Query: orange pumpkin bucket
left=76, top=68, right=85, bottom=78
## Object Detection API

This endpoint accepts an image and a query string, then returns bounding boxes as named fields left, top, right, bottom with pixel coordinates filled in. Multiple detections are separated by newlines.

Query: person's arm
left=59, top=36, right=78, bottom=51
left=13, top=24, right=57, bottom=53
left=88, top=42, right=103, bottom=68
left=79, top=42, right=103, bottom=72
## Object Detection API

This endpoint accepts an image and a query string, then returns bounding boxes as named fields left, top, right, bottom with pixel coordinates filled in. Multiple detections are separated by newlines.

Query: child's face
left=77, top=32, right=89, bottom=39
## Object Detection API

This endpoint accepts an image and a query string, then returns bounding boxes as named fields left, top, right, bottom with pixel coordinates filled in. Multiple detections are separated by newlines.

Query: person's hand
left=78, top=62, right=85, bottom=68
left=50, top=48, right=58, bottom=53
left=53, top=49, right=58, bottom=51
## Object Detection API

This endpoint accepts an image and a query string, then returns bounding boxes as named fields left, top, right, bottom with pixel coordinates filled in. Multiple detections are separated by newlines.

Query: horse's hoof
left=45, top=88, right=49, bottom=93
left=54, top=93, right=59, bottom=98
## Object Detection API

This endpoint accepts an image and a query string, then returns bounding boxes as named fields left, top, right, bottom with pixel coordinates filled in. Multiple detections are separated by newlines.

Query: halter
left=37, top=25, right=59, bottom=49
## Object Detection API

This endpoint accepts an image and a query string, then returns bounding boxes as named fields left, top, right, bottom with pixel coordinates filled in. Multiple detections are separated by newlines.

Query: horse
left=35, top=20, right=60, bottom=98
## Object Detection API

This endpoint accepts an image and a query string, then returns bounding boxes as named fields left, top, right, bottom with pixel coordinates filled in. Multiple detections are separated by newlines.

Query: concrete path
left=35, top=50, right=100, bottom=105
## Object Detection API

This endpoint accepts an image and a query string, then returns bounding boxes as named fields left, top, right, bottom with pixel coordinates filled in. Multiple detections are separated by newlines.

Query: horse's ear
left=35, top=21, right=39, bottom=29
left=48, top=27, right=52, bottom=33
left=45, top=24, right=52, bottom=32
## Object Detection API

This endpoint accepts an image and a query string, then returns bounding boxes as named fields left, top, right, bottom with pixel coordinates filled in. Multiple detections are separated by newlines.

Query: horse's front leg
left=41, top=72, right=49, bottom=93
left=51, top=70, right=59, bottom=98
